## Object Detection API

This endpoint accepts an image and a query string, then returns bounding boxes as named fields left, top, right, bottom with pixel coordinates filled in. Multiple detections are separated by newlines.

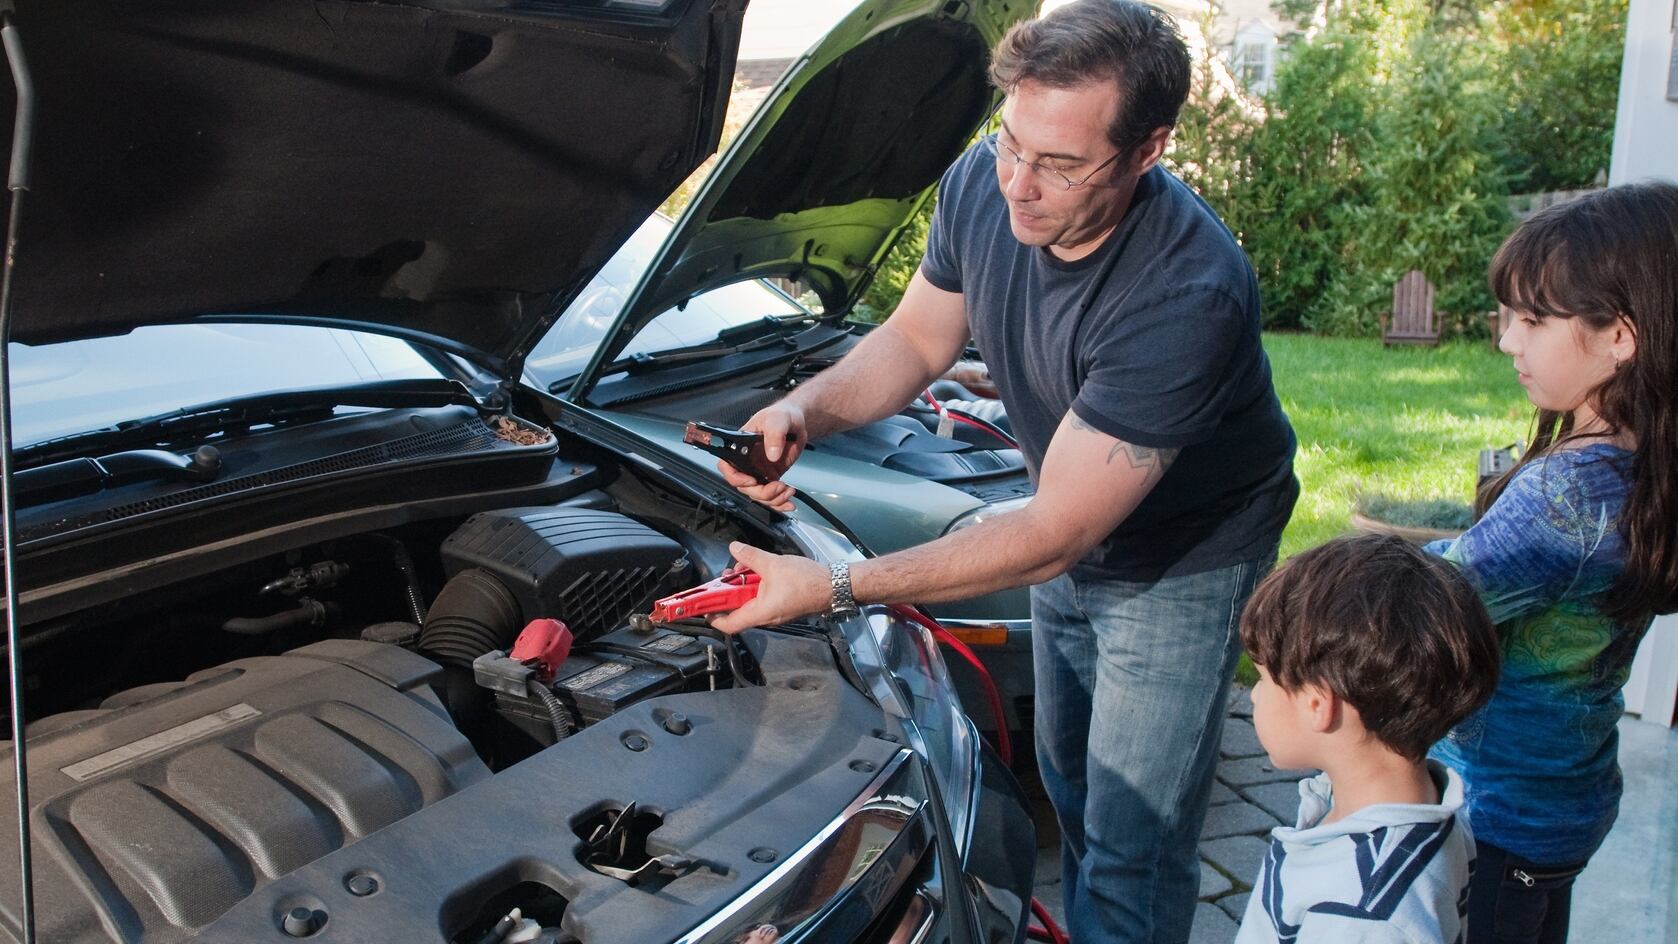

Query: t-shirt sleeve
left=918, top=151, right=972, bottom=295
left=1427, top=456, right=1613, bottom=624
left=1070, top=288, right=1247, bottom=448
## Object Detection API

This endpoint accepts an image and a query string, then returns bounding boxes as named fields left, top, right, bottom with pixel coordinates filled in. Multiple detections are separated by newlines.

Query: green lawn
left=1234, top=334, right=1533, bottom=683
left=1265, top=333, right=1533, bottom=559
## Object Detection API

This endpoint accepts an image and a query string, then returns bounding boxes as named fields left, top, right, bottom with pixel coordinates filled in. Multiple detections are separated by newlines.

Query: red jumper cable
left=646, top=566, right=761, bottom=623
left=886, top=603, right=1012, bottom=767
left=648, top=577, right=1067, bottom=942
left=885, top=604, right=1067, bottom=944
left=1029, top=898, right=1071, bottom=944
left=921, top=388, right=1019, bottom=449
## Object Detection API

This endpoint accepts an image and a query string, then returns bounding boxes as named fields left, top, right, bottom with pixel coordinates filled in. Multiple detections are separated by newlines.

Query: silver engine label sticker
left=62, top=703, right=263, bottom=782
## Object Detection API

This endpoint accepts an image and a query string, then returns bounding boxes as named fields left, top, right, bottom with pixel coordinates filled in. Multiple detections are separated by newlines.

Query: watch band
left=828, top=562, right=858, bottom=616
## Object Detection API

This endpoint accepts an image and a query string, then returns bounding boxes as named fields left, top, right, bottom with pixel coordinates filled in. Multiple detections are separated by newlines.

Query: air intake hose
left=417, top=568, right=522, bottom=669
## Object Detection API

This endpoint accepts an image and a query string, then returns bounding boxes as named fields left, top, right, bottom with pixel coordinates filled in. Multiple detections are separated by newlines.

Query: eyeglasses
left=984, top=134, right=1121, bottom=191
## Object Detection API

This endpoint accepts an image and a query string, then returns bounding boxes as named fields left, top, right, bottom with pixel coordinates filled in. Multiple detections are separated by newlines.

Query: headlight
left=783, top=519, right=980, bottom=851
left=868, top=607, right=979, bottom=846
left=943, top=495, right=1032, bottom=535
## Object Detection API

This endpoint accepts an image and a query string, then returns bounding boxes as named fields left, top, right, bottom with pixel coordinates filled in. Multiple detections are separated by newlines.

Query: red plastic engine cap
left=510, top=618, right=573, bottom=681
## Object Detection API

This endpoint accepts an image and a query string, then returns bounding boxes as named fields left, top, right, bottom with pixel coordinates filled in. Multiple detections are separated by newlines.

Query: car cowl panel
left=2, top=0, right=745, bottom=371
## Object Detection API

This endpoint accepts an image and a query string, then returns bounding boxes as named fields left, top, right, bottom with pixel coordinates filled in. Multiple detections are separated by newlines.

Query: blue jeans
left=1032, top=554, right=1273, bottom=944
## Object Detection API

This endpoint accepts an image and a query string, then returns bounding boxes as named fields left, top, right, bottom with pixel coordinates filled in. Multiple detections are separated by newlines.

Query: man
left=711, top=2, right=1298, bottom=942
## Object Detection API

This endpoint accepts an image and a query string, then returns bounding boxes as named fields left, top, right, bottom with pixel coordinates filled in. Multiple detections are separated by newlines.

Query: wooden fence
left=1508, top=172, right=1607, bottom=221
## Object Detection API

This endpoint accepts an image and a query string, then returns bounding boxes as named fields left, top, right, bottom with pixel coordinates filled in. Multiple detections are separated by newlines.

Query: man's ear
left=1130, top=125, right=1172, bottom=176
left=1300, top=683, right=1339, bottom=734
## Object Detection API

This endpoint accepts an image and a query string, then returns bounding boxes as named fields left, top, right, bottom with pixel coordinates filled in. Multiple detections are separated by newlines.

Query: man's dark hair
left=988, top=0, right=1192, bottom=159
left=1239, top=533, right=1501, bottom=762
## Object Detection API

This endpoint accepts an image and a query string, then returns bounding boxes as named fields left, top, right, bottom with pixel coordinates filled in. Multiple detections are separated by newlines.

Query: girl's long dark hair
left=1478, top=181, right=1678, bottom=626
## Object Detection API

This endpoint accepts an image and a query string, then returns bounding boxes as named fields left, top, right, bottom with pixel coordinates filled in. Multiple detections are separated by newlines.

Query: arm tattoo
left=1069, top=415, right=1180, bottom=471
left=1108, top=440, right=1180, bottom=471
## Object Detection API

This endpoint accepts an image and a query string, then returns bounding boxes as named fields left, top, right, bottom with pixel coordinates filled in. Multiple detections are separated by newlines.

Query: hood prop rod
left=0, top=4, right=37, bottom=942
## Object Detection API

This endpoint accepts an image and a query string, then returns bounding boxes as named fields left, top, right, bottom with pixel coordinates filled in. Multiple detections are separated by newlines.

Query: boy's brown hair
left=1240, top=533, right=1501, bottom=762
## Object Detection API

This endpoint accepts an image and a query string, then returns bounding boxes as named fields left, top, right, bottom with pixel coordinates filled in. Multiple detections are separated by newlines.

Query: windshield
left=8, top=323, right=442, bottom=448
left=525, top=214, right=806, bottom=391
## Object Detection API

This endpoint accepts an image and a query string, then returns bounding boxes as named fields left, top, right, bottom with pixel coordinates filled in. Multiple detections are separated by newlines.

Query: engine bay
left=0, top=403, right=907, bottom=944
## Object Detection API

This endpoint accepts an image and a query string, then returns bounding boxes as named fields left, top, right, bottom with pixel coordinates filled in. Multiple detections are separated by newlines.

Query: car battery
left=494, top=625, right=714, bottom=738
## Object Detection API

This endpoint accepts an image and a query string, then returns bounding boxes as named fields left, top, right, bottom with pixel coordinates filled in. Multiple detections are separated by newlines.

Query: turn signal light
left=941, top=624, right=1010, bottom=647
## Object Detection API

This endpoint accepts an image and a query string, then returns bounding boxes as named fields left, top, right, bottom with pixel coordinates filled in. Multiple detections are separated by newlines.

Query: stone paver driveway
left=1028, top=687, right=1313, bottom=944
left=1026, top=694, right=1678, bottom=944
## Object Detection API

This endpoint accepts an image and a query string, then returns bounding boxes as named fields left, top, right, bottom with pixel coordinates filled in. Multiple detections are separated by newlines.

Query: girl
left=1429, top=181, right=1678, bottom=943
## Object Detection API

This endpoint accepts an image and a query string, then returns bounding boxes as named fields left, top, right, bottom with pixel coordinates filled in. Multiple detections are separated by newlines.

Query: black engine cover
left=0, top=641, right=488, bottom=944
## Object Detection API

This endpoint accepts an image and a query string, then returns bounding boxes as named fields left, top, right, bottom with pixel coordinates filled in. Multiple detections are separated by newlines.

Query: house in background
left=1226, top=17, right=1281, bottom=93
left=733, top=1, right=1291, bottom=102
left=1147, top=0, right=1287, bottom=94
left=731, top=0, right=852, bottom=107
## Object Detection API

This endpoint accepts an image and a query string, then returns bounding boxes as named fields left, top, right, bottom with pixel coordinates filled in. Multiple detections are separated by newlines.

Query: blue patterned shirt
left=1427, top=444, right=1648, bottom=864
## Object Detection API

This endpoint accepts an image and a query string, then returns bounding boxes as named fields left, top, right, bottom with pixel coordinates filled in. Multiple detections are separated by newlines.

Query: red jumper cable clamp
left=646, top=566, right=761, bottom=623
left=682, top=421, right=797, bottom=485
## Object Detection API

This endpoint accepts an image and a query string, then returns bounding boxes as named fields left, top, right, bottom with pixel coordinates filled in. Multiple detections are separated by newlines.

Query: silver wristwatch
left=828, top=562, right=859, bottom=616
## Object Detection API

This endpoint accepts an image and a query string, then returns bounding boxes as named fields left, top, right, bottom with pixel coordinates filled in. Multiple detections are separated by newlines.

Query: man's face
left=994, top=79, right=1132, bottom=259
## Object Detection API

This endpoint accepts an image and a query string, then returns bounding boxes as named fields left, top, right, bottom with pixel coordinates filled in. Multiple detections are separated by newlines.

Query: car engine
left=0, top=426, right=888, bottom=944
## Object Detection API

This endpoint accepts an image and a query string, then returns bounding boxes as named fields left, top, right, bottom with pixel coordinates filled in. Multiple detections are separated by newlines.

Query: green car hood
left=569, top=0, right=1031, bottom=402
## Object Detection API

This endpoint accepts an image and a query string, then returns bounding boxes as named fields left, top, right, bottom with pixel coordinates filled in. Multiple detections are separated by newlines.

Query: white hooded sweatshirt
left=1234, top=761, right=1473, bottom=944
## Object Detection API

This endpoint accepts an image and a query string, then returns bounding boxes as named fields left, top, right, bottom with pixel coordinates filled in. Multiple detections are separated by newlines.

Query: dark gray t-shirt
left=921, top=143, right=1297, bottom=580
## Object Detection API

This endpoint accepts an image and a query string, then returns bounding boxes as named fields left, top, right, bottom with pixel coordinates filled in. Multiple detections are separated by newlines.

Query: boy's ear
left=1300, top=683, right=1339, bottom=734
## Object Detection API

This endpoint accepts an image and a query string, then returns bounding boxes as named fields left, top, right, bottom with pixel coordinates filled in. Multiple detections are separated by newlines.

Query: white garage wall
left=1610, top=0, right=1678, bottom=727
left=1610, top=0, right=1678, bottom=187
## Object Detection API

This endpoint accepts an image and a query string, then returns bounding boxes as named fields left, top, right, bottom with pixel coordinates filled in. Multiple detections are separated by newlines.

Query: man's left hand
left=709, top=542, right=835, bottom=634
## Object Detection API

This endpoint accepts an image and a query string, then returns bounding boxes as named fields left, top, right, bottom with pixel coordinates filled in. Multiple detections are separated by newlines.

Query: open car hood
left=568, top=0, right=1028, bottom=401
left=0, top=0, right=746, bottom=376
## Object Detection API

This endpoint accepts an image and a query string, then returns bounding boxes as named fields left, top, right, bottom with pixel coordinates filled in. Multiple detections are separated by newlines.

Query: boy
left=1234, top=533, right=1500, bottom=943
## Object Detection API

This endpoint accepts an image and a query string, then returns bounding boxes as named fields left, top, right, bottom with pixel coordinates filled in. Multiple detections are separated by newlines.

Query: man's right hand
left=715, top=272, right=971, bottom=511
left=717, top=403, right=807, bottom=512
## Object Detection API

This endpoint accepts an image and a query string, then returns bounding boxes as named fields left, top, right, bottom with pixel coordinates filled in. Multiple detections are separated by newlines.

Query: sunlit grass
left=1267, top=333, right=1532, bottom=559
left=1230, top=334, right=1532, bottom=684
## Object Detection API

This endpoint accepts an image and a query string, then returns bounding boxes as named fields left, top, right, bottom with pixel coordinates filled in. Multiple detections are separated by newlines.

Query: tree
left=1165, top=3, right=1258, bottom=216
left=1311, top=3, right=1512, bottom=334
left=1229, top=3, right=1381, bottom=329
left=853, top=197, right=933, bottom=323
left=1487, top=0, right=1626, bottom=191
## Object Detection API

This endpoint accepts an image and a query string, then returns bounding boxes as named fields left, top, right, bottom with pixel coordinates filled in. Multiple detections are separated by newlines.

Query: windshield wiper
left=15, top=377, right=483, bottom=469
left=551, top=316, right=817, bottom=393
